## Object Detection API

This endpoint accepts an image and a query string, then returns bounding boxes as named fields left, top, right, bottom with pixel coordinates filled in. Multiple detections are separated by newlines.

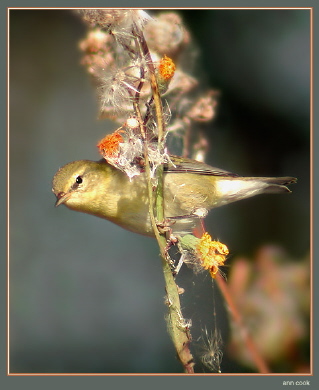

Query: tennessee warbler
left=52, top=156, right=296, bottom=236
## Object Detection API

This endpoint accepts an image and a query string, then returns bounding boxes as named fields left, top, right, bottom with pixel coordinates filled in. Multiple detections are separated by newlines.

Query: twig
left=134, top=26, right=194, bottom=373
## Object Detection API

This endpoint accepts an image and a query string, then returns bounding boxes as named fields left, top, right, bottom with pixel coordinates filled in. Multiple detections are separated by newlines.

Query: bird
left=52, top=156, right=296, bottom=236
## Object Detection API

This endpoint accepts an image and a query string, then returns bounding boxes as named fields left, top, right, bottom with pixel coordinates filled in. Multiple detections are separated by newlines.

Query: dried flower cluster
left=78, top=9, right=217, bottom=167
left=97, top=123, right=171, bottom=179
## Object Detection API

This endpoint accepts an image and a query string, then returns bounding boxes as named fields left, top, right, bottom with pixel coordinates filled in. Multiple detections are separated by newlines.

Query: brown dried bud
left=187, top=90, right=218, bottom=122
left=144, top=12, right=190, bottom=57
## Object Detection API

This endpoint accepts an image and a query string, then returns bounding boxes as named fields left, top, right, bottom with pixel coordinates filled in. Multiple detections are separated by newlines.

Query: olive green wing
left=165, top=155, right=240, bottom=177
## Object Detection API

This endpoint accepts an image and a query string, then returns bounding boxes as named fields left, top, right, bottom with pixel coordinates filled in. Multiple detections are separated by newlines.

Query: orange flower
left=158, top=55, right=176, bottom=81
left=97, top=130, right=124, bottom=158
left=196, top=233, right=229, bottom=278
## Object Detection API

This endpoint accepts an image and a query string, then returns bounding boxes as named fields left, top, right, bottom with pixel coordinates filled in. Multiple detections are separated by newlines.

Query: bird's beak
left=55, top=191, right=72, bottom=207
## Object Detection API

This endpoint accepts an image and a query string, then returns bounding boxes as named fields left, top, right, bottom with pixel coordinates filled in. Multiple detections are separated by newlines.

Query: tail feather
left=263, top=184, right=292, bottom=194
left=256, top=177, right=297, bottom=186
left=254, top=177, right=297, bottom=194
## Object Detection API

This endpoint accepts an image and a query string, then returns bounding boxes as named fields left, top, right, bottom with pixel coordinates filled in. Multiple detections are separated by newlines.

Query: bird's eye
left=75, top=176, right=83, bottom=184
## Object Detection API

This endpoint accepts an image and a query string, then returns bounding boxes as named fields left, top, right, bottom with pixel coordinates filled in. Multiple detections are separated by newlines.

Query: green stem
left=134, top=27, right=194, bottom=373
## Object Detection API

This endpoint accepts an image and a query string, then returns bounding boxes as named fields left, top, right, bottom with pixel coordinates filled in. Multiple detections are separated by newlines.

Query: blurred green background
left=9, top=9, right=310, bottom=373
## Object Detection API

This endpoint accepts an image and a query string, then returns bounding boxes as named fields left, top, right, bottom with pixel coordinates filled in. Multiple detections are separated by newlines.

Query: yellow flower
left=196, top=233, right=229, bottom=278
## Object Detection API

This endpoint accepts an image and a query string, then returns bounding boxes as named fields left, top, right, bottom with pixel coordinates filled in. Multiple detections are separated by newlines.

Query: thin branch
left=134, top=26, right=194, bottom=373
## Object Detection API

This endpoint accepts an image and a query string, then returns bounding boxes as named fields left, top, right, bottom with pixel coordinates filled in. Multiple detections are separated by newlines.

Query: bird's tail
left=252, top=177, right=297, bottom=193
left=214, top=176, right=297, bottom=207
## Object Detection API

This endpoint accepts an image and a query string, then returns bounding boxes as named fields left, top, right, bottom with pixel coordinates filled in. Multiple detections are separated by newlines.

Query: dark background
left=9, top=9, right=310, bottom=373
